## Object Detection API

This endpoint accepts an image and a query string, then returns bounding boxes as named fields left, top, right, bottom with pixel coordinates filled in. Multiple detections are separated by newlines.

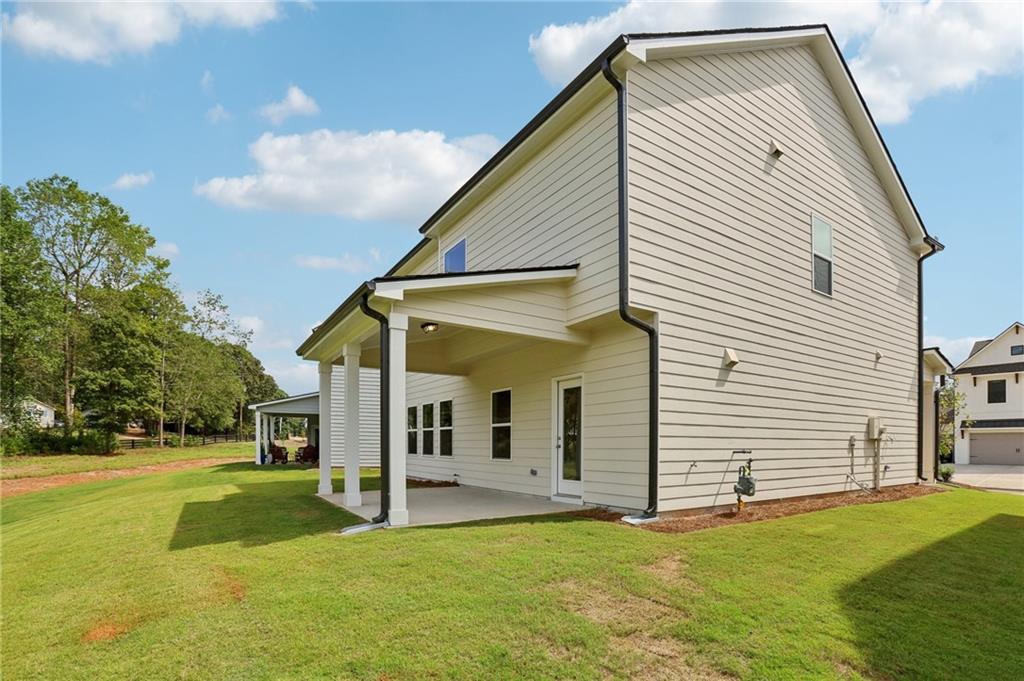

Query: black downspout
left=359, top=292, right=390, bottom=524
left=917, top=239, right=942, bottom=480
left=602, top=56, right=659, bottom=518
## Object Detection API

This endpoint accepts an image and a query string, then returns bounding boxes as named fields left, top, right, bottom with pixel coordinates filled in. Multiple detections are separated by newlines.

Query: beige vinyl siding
left=396, top=95, right=621, bottom=325
left=404, top=322, right=649, bottom=511
left=329, top=367, right=381, bottom=467
left=627, top=46, right=920, bottom=511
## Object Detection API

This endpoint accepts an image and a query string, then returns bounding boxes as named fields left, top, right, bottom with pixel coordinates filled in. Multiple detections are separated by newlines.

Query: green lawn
left=2, top=464, right=1021, bottom=680
left=0, top=441, right=252, bottom=479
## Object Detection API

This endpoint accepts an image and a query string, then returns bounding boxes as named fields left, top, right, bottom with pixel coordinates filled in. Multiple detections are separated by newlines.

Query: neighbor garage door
left=970, top=433, right=1024, bottom=465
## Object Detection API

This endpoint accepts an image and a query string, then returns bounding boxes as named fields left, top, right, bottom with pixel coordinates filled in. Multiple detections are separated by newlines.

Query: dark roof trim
left=409, top=23, right=930, bottom=244
left=296, top=265, right=579, bottom=356
left=954, top=362, right=1024, bottom=376
left=372, top=264, right=578, bottom=285
left=922, top=346, right=954, bottom=371
left=415, top=34, right=629, bottom=235
left=961, top=418, right=1024, bottom=429
left=296, top=282, right=371, bottom=356
left=384, top=237, right=431, bottom=277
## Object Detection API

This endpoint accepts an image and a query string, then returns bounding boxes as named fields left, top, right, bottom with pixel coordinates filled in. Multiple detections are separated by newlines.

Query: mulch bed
left=407, top=478, right=459, bottom=488
left=574, top=484, right=943, bottom=534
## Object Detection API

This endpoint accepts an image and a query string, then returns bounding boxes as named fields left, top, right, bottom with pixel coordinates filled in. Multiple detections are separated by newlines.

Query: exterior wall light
left=420, top=322, right=439, bottom=334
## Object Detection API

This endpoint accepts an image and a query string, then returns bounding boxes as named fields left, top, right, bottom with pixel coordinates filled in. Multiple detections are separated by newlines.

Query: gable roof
left=955, top=321, right=1024, bottom=371
left=967, top=339, right=992, bottom=359
left=407, top=24, right=932, bottom=253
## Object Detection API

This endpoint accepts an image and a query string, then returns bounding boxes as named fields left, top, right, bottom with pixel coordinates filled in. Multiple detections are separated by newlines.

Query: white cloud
left=924, top=334, right=987, bottom=366
left=528, top=0, right=1023, bottom=124
left=2, top=1, right=280, bottom=64
left=238, top=315, right=295, bottom=352
left=259, top=85, right=320, bottom=125
left=369, top=247, right=382, bottom=263
left=200, top=69, right=214, bottom=95
left=112, top=171, right=154, bottom=190
left=292, top=253, right=374, bottom=273
left=207, top=103, right=232, bottom=124
left=264, top=360, right=318, bottom=394
left=153, top=241, right=180, bottom=259
left=195, top=129, right=501, bottom=223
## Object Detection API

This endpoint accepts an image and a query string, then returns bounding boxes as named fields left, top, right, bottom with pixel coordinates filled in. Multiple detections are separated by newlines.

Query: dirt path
left=0, top=458, right=247, bottom=499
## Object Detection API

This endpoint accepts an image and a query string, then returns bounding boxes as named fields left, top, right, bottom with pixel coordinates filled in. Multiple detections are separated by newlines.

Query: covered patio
left=321, top=485, right=577, bottom=527
left=248, top=392, right=320, bottom=465
left=296, top=265, right=612, bottom=528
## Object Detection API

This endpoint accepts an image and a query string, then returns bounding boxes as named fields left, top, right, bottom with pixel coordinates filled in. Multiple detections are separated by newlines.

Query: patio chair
left=269, top=444, right=288, bottom=464
left=296, top=444, right=318, bottom=465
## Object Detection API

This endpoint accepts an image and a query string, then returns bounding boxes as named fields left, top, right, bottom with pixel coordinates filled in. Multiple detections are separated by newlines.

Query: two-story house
left=953, top=322, right=1024, bottom=465
left=296, top=25, right=944, bottom=526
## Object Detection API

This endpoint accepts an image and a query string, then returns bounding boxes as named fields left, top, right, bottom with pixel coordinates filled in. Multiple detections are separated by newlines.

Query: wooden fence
left=116, top=432, right=256, bottom=450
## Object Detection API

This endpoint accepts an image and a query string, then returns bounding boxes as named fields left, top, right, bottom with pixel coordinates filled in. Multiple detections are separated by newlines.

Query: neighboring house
left=23, top=399, right=57, bottom=428
left=248, top=368, right=381, bottom=466
left=953, top=322, right=1024, bottom=465
left=297, top=25, right=944, bottom=526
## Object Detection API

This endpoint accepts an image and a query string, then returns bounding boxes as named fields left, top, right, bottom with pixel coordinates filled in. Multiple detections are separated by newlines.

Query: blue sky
left=3, top=1, right=1021, bottom=392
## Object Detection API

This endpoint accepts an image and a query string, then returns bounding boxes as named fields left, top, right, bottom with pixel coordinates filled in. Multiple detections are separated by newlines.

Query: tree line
left=1, top=175, right=286, bottom=454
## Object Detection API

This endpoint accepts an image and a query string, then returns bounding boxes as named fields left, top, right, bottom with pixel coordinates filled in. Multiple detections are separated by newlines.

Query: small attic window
left=1011, top=345, right=1024, bottom=356
left=443, top=239, right=466, bottom=273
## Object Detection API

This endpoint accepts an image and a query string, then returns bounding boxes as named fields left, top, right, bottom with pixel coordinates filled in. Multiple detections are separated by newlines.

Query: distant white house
left=953, top=322, right=1024, bottom=465
left=23, top=399, right=56, bottom=428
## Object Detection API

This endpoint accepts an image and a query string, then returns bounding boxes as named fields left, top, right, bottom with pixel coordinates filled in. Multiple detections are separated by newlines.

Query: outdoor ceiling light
left=420, top=322, right=439, bottom=334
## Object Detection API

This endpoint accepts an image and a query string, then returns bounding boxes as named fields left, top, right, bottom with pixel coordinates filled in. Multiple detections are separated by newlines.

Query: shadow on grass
left=839, top=513, right=1024, bottom=680
left=168, top=478, right=365, bottom=550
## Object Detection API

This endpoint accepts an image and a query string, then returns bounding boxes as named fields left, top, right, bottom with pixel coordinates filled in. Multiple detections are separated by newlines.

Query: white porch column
left=254, top=409, right=263, bottom=464
left=388, top=312, right=409, bottom=526
left=268, top=416, right=276, bottom=446
left=343, top=343, right=363, bottom=507
left=318, top=361, right=334, bottom=495
left=262, top=414, right=271, bottom=458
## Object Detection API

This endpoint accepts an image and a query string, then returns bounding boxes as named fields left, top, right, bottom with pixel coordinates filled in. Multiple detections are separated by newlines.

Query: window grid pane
left=492, top=390, right=511, bottom=424
left=443, top=239, right=466, bottom=273
left=813, top=255, right=832, bottom=295
left=988, top=379, right=1007, bottom=404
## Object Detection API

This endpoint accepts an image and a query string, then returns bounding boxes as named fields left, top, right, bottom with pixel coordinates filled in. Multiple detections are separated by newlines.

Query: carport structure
left=248, top=393, right=321, bottom=465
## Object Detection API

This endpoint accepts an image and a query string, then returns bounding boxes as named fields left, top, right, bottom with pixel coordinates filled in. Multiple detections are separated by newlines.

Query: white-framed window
left=491, top=389, right=511, bottom=460
left=439, top=399, right=453, bottom=457
left=422, top=402, right=435, bottom=455
left=811, top=215, right=833, bottom=296
left=407, top=406, right=417, bottom=455
left=443, top=238, right=466, bottom=273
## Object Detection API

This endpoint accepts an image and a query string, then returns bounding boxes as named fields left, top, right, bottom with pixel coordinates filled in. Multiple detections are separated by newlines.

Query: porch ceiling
left=302, top=265, right=586, bottom=365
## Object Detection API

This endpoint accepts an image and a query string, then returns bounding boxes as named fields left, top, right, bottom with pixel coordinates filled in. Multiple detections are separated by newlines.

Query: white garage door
left=970, top=433, right=1024, bottom=465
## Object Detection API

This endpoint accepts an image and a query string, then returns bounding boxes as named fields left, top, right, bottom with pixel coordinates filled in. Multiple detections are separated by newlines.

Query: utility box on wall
left=867, top=416, right=885, bottom=441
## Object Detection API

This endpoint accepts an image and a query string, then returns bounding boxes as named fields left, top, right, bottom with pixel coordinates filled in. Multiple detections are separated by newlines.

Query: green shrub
left=0, top=428, right=117, bottom=455
left=938, top=465, right=954, bottom=482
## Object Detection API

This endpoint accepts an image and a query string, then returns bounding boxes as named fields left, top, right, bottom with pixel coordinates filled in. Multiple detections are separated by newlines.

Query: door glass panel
left=562, top=386, right=581, bottom=481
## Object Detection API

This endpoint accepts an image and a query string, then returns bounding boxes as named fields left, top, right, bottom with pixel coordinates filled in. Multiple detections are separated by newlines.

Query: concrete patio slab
left=319, top=485, right=579, bottom=527
left=950, top=464, right=1024, bottom=494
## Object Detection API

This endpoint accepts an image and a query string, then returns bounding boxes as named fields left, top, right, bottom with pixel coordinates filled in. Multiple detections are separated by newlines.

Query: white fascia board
left=627, top=28, right=929, bottom=249
left=248, top=392, right=319, bottom=410
left=626, top=27, right=826, bottom=63
left=371, top=267, right=578, bottom=300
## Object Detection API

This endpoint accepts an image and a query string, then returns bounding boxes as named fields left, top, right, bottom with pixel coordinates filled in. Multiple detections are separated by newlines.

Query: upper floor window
left=443, top=239, right=466, bottom=273
left=1011, top=345, right=1023, bottom=356
left=987, top=379, right=1006, bottom=404
left=811, top=215, right=833, bottom=296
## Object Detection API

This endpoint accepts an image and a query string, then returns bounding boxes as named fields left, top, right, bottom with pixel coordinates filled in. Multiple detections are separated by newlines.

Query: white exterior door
left=555, top=378, right=583, bottom=497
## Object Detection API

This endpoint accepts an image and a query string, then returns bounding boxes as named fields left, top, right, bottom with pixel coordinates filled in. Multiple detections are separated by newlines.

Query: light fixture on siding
left=768, top=138, right=783, bottom=159
left=420, top=321, right=439, bottom=334
left=723, top=348, right=740, bottom=367
left=875, top=350, right=884, bottom=361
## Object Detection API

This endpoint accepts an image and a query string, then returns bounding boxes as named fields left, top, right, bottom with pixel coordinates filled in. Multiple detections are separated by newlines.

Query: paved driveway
left=951, top=464, right=1024, bottom=494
